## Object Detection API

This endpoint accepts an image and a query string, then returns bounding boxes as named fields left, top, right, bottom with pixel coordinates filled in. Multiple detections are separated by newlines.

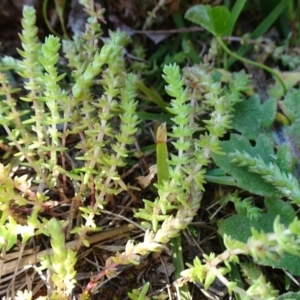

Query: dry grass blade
left=0, top=224, right=137, bottom=277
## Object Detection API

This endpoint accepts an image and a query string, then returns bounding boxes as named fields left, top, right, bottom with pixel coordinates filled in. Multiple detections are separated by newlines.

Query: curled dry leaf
left=135, top=165, right=157, bottom=188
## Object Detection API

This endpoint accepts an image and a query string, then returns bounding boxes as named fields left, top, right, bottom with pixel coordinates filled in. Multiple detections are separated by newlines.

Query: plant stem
left=216, top=36, right=287, bottom=94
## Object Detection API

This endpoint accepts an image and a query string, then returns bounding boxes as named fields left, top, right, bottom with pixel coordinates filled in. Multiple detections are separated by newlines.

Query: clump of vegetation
left=1, top=0, right=300, bottom=299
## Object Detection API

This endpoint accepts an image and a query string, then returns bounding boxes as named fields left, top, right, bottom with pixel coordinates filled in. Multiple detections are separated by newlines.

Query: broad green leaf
left=276, top=144, right=294, bottom=174
left=277, top=291, right=300, bottom=300
left=280, top=88, right=300, bottom=123
left=283, top=123, right=300, bottom=160
left=281, top=123, right=300, bottom=180
left=259, top=98, right=277, bottom=127
left=274, top=122, right=300, bottom=180
left=212, top=133, right=278, bottom=196
left=231, top=95, right=277, bottom=140
left=218, top=198, right=300, bottom=275
left=185, top=5, right=231, bottom=37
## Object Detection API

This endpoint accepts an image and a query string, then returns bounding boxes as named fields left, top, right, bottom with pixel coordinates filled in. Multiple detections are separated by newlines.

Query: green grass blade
left=136, top=81, right=169, bottom=113
left=228, top=0, right=289, bottom=67
left=136, top=112, right=172, bottom=123
left=228, top=0, right=247, bottom=35
left=156, top=124, right=191, bottom=299
left=156, top=123, right=169, bottom=183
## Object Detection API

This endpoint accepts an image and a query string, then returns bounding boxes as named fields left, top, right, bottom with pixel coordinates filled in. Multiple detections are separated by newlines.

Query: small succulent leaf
left=6, top=229, right=17, bottom=251
left=185, top=5, right=231, bottom=36
left=204, top=270, right=215, bottom=290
